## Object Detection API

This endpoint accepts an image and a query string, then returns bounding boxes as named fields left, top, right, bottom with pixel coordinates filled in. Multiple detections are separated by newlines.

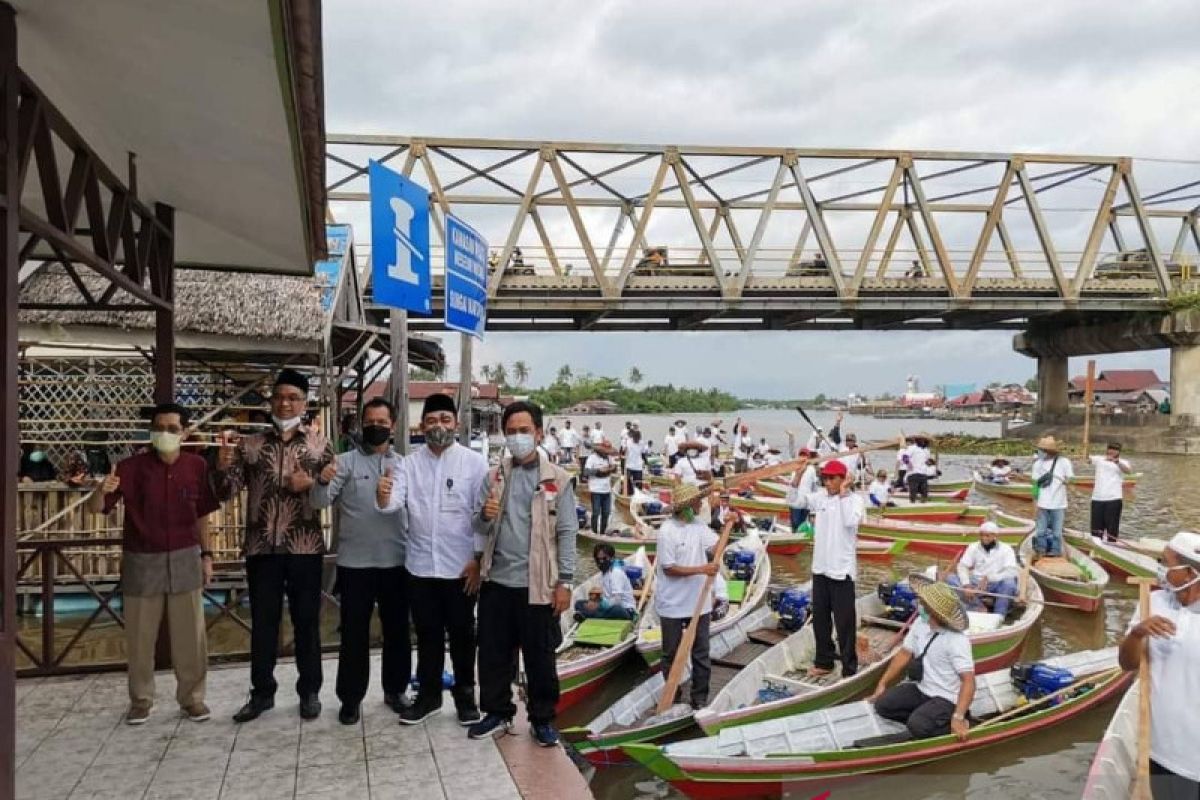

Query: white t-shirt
left=625, top=441, right=647, bottom=471
left=989, top=464, right=1012, bottom=481
left=601, top=566, right=635, bottom=611
left=712, top=572, right=728, bottom=603
left=665, top=433, right=680, bottom=457
left=584, top=453, right=614, bottom=494
left=654, top=517, right=719, bottom=618
left=867, top=479, right=891, bottom=507
left=559, top=428, right=579, bottom=449
left=785, top=465, right=820, bottom=509
left=590, top=427, right=606, bottom=445
left=906, top=445, right=934, bottom=477
left=671, top=456, right=701, bottom=486
left=1127, top=590, right=1200, bottom=781
left=1032, top=455, right=1074, bottom=510
left=903, top=618, right=974, bottom=704
left=956, top=541, right=1019, bottom=584
left=543, top=434, right=560, bottom=456
left=806, top=490, right=864, bottom=580
left=1090, top=455, right=1130, bottom=502
left=692, top=437, right=713, bottom=472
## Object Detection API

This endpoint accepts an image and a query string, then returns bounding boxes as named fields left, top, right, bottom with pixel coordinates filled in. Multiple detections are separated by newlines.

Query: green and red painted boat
left=736, top=490, right=988, bottom=525
left=555, top=546, right=653, bottom=711
left=857, top=508, right=1033, bottom=556
left=1063, top=528, right=1158, bottom=581
left=623, top=648, right=1129, bottom=798
left=758, top=522, right=907, bottom=559
left=971, top=470, right=1035, bottom=502
left=1082, top=679, right=1140, bottom=800
left=1019, top=533, right=1109, bottom=613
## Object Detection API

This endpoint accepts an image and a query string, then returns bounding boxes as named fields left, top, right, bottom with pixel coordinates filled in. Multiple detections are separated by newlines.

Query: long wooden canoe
left=1063, top=528, right=1159, bottom=581
left=857, top=508, right=1033, bottom=556
left=1019, top=533, right=1109, bottom=613
left=1082, top=680, right=1139, bottom=800
left=556, top=546, right=653, bottom=711
left=972, top=470, right=1035, bottom=502
left=623, top=648, right=1130, bottom=798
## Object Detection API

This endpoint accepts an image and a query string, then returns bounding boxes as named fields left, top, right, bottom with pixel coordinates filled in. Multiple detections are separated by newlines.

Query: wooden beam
left=876, top=213, right=905, bottom=278
left=996, top=219, right=1024, bottom=278
left=529, top=208, right=562, bottom=276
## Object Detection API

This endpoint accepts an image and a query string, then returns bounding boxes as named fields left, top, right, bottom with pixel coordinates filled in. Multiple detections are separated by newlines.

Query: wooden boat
left=623, top=648, right=1130, bottom=798
left=755, top=522, right=906, bottom=559
left=578, top=526, right=658, bottom=557
left=562, top=604, right=779, bottom=765
left=972, top=470, right=1034, bottom=502
left=1019, top=533, right=1109, bottom=612
left=857, top=508, right=1033, bottom=556
left=556, top=546, right=654, bottom=711
left=1068, top=472, right=1142, bottom=491
left=636, top=529, right=772, bottom=669
left=1063, top=528, right=1159, bottom=580
left=1082, top=680, right=1140, bottom=799
left=737, top=490, right=987, bottom=525
left=759, top=476, right=972, bottom=497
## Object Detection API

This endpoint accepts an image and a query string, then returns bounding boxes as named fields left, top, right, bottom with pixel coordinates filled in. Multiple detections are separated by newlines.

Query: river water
left=17, top=409, right=1200, bottom=798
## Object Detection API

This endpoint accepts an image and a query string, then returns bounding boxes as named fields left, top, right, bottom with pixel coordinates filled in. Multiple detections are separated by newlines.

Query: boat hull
left=1020, top=534, right=1108, bottom=613
left=1063, top=530, right=1157, bottom=581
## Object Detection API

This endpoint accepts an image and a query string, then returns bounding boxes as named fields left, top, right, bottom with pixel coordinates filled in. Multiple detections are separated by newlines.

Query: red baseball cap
left=819, top=460, right=848, bottom=477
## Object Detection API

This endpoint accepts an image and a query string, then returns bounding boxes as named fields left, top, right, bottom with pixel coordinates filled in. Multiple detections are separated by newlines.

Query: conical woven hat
left=907, top=573, right=969, bottom=632
left=670, top=483, right=703, bottom=512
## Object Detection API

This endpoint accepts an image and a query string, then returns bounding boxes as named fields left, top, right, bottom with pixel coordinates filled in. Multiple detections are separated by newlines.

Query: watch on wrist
left=951, top=712, right=965, bottom=721
left=556, top=580, right=572, bottom=589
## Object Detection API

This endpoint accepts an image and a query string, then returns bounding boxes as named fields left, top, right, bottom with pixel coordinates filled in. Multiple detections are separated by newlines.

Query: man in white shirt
left=785, top=449, right=819, bottom=530
left=671, top=440, right=706, bottom=486
left=1030, top=436, right=1074, bottom=558
left=377, top=393, right=489, bottom=726
left=543, top=427, right=561, bottom=461
left=584, top=443, right=616, bottom=533
left=895, top=436, right=914, bottom=488
left=654, top=483, right=719, bottom=708
left=692, top=428, right=715, bottom=474
left=805, top=459, right=865, bottom=678
left=558, top=420, right=580, bottom=464
left=664, top=425, right=681, bottom=467
left=839, top=432, right=864, bottom=486
left=867, top=469, right=895, bottom=508
left=732, top=421, right=750, bottom=473
left=590, top=422, right=607, bottom=446
left=870, top=576, right=975, bottom=741
left=1119, top=530, right=1200, bottom=795
left=574, top=543, right=636, bottom=621
left=624, top=429, right=648, bottom=493
left=947, top=522, right=1019, bottom=616
left=1090, top=442, right=1132, bottom=542
left=905, top=436, right=934, bottom=502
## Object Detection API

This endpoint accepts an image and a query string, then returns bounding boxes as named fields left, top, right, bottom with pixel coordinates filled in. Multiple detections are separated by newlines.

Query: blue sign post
left=369, top=161, right=431, bottom=314
left=313, top=224, right=351, bottom=312
left=444, top=213, right=488, bottom=339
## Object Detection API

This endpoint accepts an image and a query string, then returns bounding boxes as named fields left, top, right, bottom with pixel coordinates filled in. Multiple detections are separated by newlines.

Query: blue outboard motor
left=643, top=500, right=664, bottom=516
left=722, top=548, right=757, bottom=581
left=753, top=517, right=773, bottom=531
left=575, top=504, right=588, bottom=528
left=770, top=587, right=811, bottom=631
left=622, top=564, right=644, bottom=590
left=1011, top=663, right=1075, bottom=703
left=877, top=581, right=919, bottom=622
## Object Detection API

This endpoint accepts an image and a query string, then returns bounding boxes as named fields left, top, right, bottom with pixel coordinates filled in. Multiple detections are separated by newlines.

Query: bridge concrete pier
left=1036, top=354, right=1070, bottom=419
left=1171, top=342, right=1200, bottom=428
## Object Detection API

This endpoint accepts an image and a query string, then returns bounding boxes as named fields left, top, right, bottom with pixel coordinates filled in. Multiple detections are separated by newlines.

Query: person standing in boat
left=1030, top=436, right=1073, bottom=558
left=946, top=521, right=1019, bottom=617
left=1090, top=442, right=1132, bottom=543
left=624, top=428, right=648, bottom=493
left=664, top=425, right=681, bottom=467
left=472, top=401, right=577, bottom=746
left=574, top=543, right=636, bottom=621
left=1119, top=530, right=1200, bottom=797
left=672, top=439, right=708, bottom=486
left=869, top=575, right=975, bottom=741
left=905, top=435, right=935, bottom=503
left=654, top=483, right=720, bottom=709
left=732, top=421, right=751, bottom=473
left=558, top=419, right=580, bottom=466
left=89, top=402, right=220, bottom=726
left=785, top=449, right=819, bottom=530
left=542, top=426, right=561, bottom=463
left=894, top=435, right=914, bottom=489
left=584, top=441, right=617, bottom=534
left=806, top=459, right=865, bottom=679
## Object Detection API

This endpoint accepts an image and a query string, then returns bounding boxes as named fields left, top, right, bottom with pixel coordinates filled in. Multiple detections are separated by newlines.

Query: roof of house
left=1070, top=369, right=1165, bottom=393
left=342, top=381, right=503, bottom=405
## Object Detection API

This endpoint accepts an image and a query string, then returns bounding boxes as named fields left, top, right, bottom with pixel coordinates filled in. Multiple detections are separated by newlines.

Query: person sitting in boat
left=711, top=572, right=730, bottom=621
left=574, top=543, right=636, bottom=621
left=867, top=469, right=895, bottom=508
left=947, top=521, right=1019, bottom=617
left=765, top=447, right=783, bottom=467
left=709, top=493, right=745, bottom=534
left=1119, top=530, right=1200, bottom=797
left=869, top=575, right=975, bottom=741
left=988, top=458, right=1013, bottom=483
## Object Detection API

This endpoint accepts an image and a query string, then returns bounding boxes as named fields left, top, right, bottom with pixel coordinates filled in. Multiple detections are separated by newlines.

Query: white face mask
left=273, top=415, right=302, bottom=431
left=1157, top=563, right=1200, bottom=594
left=506, top=433, right=537, bottom=460
left=150, top=431, right=182, bottom=455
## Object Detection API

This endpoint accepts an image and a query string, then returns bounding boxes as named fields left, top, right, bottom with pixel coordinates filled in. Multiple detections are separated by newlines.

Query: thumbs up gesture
left=286, top=464, right=314, bottom=493
left=482, top=484, right=501, bottom=522
left=100, top=466, right=120, bottom=495
left=217, top=430, right=240, bottom=470
left=376, top=471, right=394, bottom=508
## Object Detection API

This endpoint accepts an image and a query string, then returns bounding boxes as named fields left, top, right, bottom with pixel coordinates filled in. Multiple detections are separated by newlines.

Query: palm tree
left=491, top=363, right=508, bottom=388
left=513, top=360, right=530, bottom=387
left=556, top=364, right=573, bottom=384
left=479, top=364, right=495, bottom=383
left=629, top=366, right=643, bottom=386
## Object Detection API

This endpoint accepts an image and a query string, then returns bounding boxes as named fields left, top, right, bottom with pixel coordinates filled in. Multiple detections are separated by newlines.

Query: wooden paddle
left=973, top=666, right=1123, bottom=732
left=717, top=436, right=905, bottom=493
left=1129, top=576, right=1155, bottom=800
left=794, top=405, right=832, bottom=451
left=634, top=555, right=657, bottom=618
left=1082, top=359, right=1096, bottom=459
left=655, top=513, right=739, bottom=715
left=938, top=580, right=1080, bottom=611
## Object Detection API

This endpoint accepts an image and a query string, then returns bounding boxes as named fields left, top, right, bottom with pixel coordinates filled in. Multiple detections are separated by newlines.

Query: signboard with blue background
left=314, top=224, right=351, bottom=311
left=444, top=213, right=488, bottom=339
left=369, top=161, right=431, bottom=314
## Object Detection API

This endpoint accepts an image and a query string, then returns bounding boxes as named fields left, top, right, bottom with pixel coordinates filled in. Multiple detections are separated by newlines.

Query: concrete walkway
left=15, top=654, right=593, bottom=800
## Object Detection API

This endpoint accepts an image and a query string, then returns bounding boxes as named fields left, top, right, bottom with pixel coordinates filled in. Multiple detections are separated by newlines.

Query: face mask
left=918, top=606, right=930, bottom=623
left=29, top=450, right=46, bottom=463
left=361, top=425, right=391, bottom=447
left=1157, top=563, right=1200, bottom=594
left=149, top=432, right=182, bottom=455
left=273, top=415, right=301, bottom=432
left=686, top=449, right=699, bottom=458
left=680, top=507, right=696, bottom=522
left=982, top=540, right=997, bottom=552
left=425, top=425, right=456, bottom=448
left=1035, top=449, right=1045, bottom=458
left=596, top=558, right=612, bottom=573
left=506, top=433, right=537, bottom=460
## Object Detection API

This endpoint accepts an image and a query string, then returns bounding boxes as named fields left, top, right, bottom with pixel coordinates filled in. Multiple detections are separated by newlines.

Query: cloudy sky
left=322, top=0, right=1199, bottom=398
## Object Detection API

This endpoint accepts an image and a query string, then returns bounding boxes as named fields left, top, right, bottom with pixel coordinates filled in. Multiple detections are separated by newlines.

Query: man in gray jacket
left=312, top=398, right=409, bottom=725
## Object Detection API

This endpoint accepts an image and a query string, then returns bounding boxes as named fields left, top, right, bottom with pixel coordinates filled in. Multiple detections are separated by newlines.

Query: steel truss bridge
left=326, top=136, right=1200, bottom=333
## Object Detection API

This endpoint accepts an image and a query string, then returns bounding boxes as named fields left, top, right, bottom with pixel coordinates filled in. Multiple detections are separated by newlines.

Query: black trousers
left=907, top=473, right=929, bottom=503
left=812, top=573, right=858, bottom=674
left=627, top=469, right=643, bottom=494
left=335, top=565, right=409, bottom=707
left=407, top=573, right=478, bottom=704
left=661, top=614, right=712, bottom=706
left=1090, top=499, right=1123, bottom=540
left=874, top=681, right=956, bottom=738
left=1151, top=760, right=1200, bottom=800
left=477, top=582, right=561, bottom=724
left=247, top=553, right=324, bottom=699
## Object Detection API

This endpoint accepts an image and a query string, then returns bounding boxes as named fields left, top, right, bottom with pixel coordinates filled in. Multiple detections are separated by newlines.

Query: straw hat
left=1036, top=435, right=1061, bottom=452
left=593, top=441, right=617, bottom=456
left=906, top=573, right=969, bottom=632
left=670, top=483, right=703, bottom=512
left=679, top=439, right=709, bottom=452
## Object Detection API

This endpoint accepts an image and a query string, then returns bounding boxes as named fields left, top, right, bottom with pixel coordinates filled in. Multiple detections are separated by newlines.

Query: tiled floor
left=15, top=655, right=539, bottom=800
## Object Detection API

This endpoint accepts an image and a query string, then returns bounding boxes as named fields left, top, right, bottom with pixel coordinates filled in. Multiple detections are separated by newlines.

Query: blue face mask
left=29, top=450, right=46, bottom=463
left=1035, top=449, right=1045, bottom=458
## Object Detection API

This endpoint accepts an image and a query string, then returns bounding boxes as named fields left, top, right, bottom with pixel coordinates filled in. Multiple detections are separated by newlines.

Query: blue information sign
left=369, top=160, right=431, bottom=314
left=444, top=213, right=488, bottom=339
left=314, top=224, right=351, bottom=312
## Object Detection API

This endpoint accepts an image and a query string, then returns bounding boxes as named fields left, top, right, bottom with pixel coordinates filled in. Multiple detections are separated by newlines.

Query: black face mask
left=362, top=425, right=391, bottom=447
left=982, top=540, right=997, bottom=552
left=596, top=558, right=613, bottom=573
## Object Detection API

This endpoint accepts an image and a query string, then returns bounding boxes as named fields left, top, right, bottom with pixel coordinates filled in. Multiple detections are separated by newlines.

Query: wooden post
left=1082, top=359, right=1096, bottom=458
left=458, top=334, right=473, bottom=444
left=390, top=310, right=410, bottom=455
left=1129, top=576, right=1154, bottom=800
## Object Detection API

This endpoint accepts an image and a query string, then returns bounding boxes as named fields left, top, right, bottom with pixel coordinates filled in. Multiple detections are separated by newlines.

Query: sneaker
left=530, top=722, right=560, bottom=748
left=338, top=704, right=360, bottom=725
left=384, top=692, right=411, bottom=714
left=232, top=695, right=274, bottom=723
left=467, top=714, right=513, bottom=740
left=453, top=691, right=482, bottom=726
left=125, top=704, right=151, bottom=725
left=299, top=694, right=322, bottom=720
left=182, top=703, right=211, bottom=722
left=398, top=696, right=442, bottom=726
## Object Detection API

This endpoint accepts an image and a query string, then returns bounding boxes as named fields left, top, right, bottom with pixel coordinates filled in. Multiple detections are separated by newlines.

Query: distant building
left=944, top=384, right=1034, bottom=412
left=563, top=399, right=620, bottom=415
left=900, top=392, right=942, bottom=409
left=1069, top=369, right=1166, bottom=402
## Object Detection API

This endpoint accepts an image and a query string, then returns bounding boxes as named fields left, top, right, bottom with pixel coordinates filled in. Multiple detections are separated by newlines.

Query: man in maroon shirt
left=88, top=402, right=220, bottom=725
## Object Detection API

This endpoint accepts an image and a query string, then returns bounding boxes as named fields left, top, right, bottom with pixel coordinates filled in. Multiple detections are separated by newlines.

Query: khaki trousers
left=124, top=589, right=207, bottom=708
